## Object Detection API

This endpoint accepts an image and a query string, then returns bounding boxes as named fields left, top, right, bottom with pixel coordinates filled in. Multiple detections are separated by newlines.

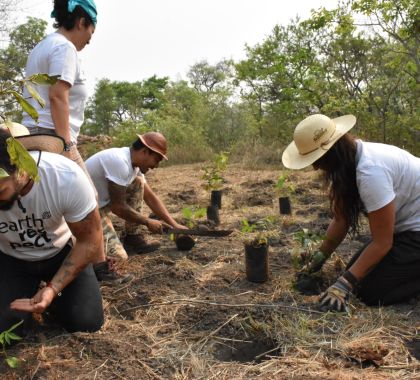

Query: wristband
left=64, top=141, right=75, bottom=152
left=47, top=282, right=62, bottom=297
left=342, top=270, right=358, bottom=288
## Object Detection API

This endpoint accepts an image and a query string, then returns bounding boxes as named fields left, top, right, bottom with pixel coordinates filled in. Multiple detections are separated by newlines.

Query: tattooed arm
left=108, top=180, right=164, bottom=234
left=10, top=207, right=103, bottom=313
left=108, top=180, right=149, bottom=225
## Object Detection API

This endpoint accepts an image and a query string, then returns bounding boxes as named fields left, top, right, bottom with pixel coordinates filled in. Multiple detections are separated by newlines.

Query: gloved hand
left=319, top=276, right=352, bottom=313
left=302, top=250, right=327, bottom=274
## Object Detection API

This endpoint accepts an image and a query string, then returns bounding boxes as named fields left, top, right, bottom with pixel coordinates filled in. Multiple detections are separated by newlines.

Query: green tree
left=83, top=76, right=168, bottom=136
left=0, top=17, right=47, bottom=122
left=0, top=17, right=47, bottom=82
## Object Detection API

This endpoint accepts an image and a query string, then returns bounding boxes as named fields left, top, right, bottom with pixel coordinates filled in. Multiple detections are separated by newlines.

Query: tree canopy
left=1, top=1, right=418, bottom=163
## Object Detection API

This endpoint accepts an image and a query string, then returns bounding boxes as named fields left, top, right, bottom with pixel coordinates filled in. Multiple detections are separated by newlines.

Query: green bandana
left=51, top=0, right=97, bottom=26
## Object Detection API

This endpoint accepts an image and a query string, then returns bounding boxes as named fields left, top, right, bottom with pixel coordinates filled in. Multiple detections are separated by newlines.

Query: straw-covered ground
left=1, top=163, right=420, bottom=379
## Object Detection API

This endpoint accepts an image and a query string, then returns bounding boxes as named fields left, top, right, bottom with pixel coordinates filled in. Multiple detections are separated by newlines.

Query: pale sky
left=19, top=1, right=336, bottom=95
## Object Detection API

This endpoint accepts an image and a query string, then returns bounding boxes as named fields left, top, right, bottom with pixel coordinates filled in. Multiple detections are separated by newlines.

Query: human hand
left=10, top=287, right=56, bottom=314
left=319, top=276, right=352, bottom=313
left=173, top=223, right=188, bottom=230
left=146, top=218, right=164, bottom=234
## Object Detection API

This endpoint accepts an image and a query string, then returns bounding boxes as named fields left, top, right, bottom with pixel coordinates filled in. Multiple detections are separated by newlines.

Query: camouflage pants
left=100, top=176, right=145, bottom=260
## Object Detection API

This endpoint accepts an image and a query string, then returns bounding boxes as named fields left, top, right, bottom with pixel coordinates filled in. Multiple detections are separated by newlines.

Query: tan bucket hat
left=0, top=122, right=64, bottom=154
left=137, top=131, right=168, bottom=160
left=282, top=114, right=356, bottom=170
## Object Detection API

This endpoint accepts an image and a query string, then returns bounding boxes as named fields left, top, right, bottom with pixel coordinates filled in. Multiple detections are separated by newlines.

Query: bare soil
left=1, top=163, right=419, bottom=379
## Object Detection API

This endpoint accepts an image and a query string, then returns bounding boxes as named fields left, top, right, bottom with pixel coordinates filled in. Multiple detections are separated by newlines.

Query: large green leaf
left=27, top=73, right=60, bottom=85
left=24, top=82, right=45, bottom=108
left=10, top=91, right=38, bottom=122
left=0, top=168, right=9, bottom=179
left=6, top=138, right=39, bottom=182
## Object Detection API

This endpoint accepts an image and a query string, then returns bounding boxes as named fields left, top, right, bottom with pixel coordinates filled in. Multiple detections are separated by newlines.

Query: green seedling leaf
left=195, top=207, right=207, bottom=219
left=6, top=333, right=21, bottom=342
left=182, top=207, right=193, bottom=220
left=11, top=91, right=38, bottom=122
left=27, top=73, right=60, bottom=85
left=275, top=175, right=286, bottom=190
left=6, top=138, right=39, bottom=181
left=0, top=168, right=9, bottom=179
left=24, top=82, right=45, bottom=108
left=6, top=320, right=23, bottom=333
left=6, top=356, right=19, bottom=368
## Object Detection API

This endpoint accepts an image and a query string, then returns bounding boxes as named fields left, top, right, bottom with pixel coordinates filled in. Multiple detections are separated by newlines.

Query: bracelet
left=64, top=141, right=75, bottom=152
left=46, top=282, right=62, bottom=297
left=342, top=270, right=358, bottom=288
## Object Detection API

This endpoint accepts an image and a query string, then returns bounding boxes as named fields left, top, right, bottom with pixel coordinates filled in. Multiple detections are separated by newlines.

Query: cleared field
left=2, top=163, right=419, bottom=379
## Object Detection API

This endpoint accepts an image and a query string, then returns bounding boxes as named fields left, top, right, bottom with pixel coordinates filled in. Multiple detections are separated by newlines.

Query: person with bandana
left=22, top=0, right=97, bottom=166
left=21, top=1, right=129, bottom=285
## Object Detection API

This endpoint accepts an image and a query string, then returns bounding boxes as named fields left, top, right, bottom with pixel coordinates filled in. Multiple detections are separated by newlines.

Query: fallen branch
left=121, top=298, right=324, bottom=314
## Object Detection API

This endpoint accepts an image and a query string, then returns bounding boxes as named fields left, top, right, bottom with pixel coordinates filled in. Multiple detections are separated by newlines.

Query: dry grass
left=2, top=163, right=419, bottom=379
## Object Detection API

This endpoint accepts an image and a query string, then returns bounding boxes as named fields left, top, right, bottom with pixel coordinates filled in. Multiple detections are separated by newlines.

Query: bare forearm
left=146, top=196, right=178, bottom=226
left=50, top=95, right=71, bottom=142
left=320, top=217, right=349, bottom=258
left=348, top=241, right=390, bottom=280
left=111, top=204, right=149, bottom=225
left=49, top=242, right=95, bottom=293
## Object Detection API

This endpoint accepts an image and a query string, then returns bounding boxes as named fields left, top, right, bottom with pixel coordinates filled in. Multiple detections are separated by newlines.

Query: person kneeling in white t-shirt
left=0, top=126, right=103, bottom=335
left=86, top=132, right=187, bottom=260
left=282, top=114, right=420, bottom=313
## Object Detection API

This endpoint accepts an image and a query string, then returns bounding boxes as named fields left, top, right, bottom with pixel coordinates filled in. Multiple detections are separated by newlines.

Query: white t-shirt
left=22, top=32, right=88, bottom=143
left=0, top=152, right=96, bottom=261
left=356, top=140, right=420, bottom=233
left=86, top=147, right=144, bottom=209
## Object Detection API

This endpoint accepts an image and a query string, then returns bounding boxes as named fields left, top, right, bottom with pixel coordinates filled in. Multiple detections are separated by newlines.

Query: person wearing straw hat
left=0, top=123, right=103, bottom=334
left=86, top=132, right=187, bottom=260
left=282, top=114, right=420, bottom=312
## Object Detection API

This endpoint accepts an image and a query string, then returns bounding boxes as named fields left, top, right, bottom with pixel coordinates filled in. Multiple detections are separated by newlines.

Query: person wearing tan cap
left=282, top=114, right=420, bottom=313
left=86, top=131, right=187, bottom=260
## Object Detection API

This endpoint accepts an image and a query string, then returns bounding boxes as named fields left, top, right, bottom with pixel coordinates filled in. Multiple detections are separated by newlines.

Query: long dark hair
left=314, top=134, right=363, bottom=235
left=53, top=0, right=94, bottom=30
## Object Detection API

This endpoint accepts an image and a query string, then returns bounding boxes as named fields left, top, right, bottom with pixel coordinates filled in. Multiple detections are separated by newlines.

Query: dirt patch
left=2, top=163, right=419, bottom=379
left=406, top=339, right=420, bottom=360
left=214, top=337, right=281, bottom=363
left=167, top=188, right=198, bottom=204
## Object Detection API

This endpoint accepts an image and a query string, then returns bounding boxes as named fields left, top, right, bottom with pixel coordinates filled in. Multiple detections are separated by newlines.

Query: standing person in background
left=282, top=114, right=420, bottom=312
left=22, top=0, right=96, bottom=169
left=22, top=0, right=128, bottom=285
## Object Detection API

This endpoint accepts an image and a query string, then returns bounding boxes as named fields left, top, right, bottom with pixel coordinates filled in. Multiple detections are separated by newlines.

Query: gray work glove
left=319, top=276, right=352, bottom=313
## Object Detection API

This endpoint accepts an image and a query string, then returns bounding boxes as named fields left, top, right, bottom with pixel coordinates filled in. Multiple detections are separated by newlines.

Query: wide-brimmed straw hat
left=282, top=114, right=356, bottom=170
left=137, top=132, right=168, bottom=160
left=0, top=122, right=64, bottom=154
